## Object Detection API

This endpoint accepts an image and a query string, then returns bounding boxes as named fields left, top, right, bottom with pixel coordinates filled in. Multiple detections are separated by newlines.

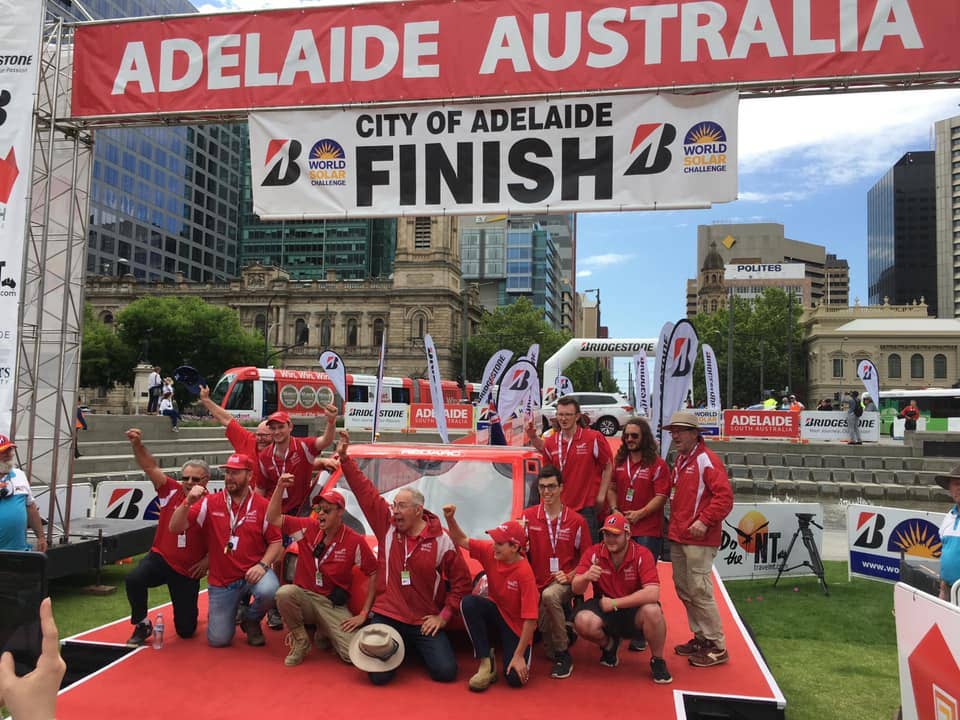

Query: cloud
left=576, top=270, right=593, bottom=278
left=579, top=253, right=636, bottom=267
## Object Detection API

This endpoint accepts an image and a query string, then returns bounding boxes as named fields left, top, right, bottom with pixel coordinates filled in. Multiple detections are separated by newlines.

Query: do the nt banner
left=249, top=91, right=737, bottom=218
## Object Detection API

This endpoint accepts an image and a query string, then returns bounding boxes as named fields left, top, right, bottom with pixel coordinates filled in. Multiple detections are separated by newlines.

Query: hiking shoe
left=283, top=629, right=311, bottom=666
left=469, top=652, right=497, bottom=692
left=629, top=636, right=647, bottom=652
left=674, top=636, right=706, bottom=656
left=550, top=651, right=573, bottom=679
left=126, top=620, right=152, bottom=647
left=242, top=618, right=266, bottom=647
left=599, top=637, right=620, bottom=668
left=689, top=642, right=729, bottom=668
left=651, top=656, right=673, bottom=684
left=267, top=608, right=284, bottom=630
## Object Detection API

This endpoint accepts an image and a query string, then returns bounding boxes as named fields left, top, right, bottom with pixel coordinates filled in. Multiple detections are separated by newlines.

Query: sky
left=194, top=0, right=960, bottom=389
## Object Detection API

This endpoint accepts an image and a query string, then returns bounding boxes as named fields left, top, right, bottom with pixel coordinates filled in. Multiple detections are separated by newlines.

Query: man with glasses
left=521, top=465, right=589, bottom=680
left=663, top=412, right=733, bottom=668
left=199, top=385, right=273, bottom=492
left=336, top=430, right=472, bottom=686
left=123, top=429, right=211, bottom=646
left=266, top=477, right=377, bottom=667
left=526, top=396, right=613, bottom=543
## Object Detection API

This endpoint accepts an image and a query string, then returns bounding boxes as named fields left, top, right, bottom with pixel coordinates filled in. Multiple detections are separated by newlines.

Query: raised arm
left=125, top=428, right=167, bottom=492
left=441, top=504, right=470, bottom=550
left=198, top=385, right=236, bottom=427
left=169, top=485, right=206, bottom=534
left=266, top=473, right=294, bottom=527
left=313, top=404, right=339, bottom=452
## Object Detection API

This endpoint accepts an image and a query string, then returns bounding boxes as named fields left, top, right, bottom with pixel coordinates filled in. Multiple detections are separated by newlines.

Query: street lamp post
left=584, top=288, right=601, bottom=389
left=726, top=288, right=734, bottom=408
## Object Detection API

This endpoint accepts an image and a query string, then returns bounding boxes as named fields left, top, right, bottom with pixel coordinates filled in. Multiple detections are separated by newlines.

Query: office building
left=867, top=151, right=937, bottom=315
left=936, top=114, right=960, bottom=318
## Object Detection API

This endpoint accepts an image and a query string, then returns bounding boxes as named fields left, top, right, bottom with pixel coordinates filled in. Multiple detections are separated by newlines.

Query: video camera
left=795, top=512, right=822, bottom=530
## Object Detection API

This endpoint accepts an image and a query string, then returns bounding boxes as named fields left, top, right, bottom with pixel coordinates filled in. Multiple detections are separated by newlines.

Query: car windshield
left=210, top=374, right=234, bottom=405
left=332, top=457, right=521, bottom=540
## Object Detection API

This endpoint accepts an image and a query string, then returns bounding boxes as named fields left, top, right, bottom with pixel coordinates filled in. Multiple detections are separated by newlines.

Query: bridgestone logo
left=580, top=342, right=654, bottom=352
left=350, top=408, right=404, bottom=418
left=0, top=55, right=31, bottom=66
left=803, top=418, right=876, bottom=428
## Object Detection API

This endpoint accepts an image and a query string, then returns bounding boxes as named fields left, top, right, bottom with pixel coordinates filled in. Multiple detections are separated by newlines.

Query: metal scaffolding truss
left=14, top=13, right=93, bottom=543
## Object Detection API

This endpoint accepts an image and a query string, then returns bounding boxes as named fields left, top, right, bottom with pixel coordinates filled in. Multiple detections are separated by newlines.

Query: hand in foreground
left=442, top=504, right=456, bottom=520
left=506, top=653, right=529, bottom=685
left=0, top=598, right=66, bottom=720
left=125, top=428, right=142, bottom=445
left=335, top=430, right=350, bottom=458
left=687, top=519, right=707, bottom=539
left=420, top=614, right=447, bottom=637
left=341, top=614, right=366, bottom=633
left=187, top=555, right=209, bottom=580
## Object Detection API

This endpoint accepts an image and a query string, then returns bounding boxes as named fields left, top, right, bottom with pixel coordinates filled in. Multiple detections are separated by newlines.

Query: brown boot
left=469, top=651, right=497, bottom=692
left=283, top=627, right=311, bottom=666
left=242, top=618, right=266, bottom=647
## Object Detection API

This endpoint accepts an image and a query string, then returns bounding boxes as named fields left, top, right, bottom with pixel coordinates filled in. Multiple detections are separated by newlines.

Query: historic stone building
left=803, top=299, right=960, bottom=403
left=85, top=217, right=483, bottom=381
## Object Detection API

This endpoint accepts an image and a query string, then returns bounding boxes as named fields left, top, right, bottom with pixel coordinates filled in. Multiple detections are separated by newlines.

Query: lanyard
left=402, top=533, right=420, bottom=569
left=272, top=443, right=292, bottom=478
left=226, top=490, right=254, bottom=537
left=625, top=456, right=644, bottom=490
left=672, top=444, right=699, bottom=481
left=312, top=525, right=344, bottom=567
left=542, top=505, right=564, bottom=555
left=555, top=428, right=579, bottom=471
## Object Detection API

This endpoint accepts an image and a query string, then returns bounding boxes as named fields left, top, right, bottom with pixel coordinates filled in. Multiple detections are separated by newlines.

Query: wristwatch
left=257, top=561, right=270, bottom=570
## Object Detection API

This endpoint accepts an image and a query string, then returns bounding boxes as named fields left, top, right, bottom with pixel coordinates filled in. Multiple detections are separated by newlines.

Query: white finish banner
left=714, top=503, right=823, bottom=580
left=799, top=411, right=880, bottom=443
left=894, top=583, right=960, bottom=720
left=0, top=0, right=43, bottom=435
left=249, top=91, right=738, bottom=218
left=344, top=402, right=408, bottom=432
left=847, top=504, right=945, bottom=583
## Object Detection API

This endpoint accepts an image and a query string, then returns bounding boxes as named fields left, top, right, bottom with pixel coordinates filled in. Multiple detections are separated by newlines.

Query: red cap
left=600, top=512, right=630, bottom=536
left=486, top=520, right=525, bottom=546
left=221, top=453, right=254, bottom=470
left=318, top=490, right=345, bottom=509
left=0, top=435, right=14, bottom=453
left=266, top=411, right=291, bottom=425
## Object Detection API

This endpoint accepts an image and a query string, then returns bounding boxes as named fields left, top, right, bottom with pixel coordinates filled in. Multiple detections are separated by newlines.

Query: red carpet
left=58, top=568, right=784, bottom=720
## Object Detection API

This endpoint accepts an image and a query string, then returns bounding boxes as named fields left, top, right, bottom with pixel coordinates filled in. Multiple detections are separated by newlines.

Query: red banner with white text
left=722, top=410, right=799, bottom=440
left=71, top=0, right=960, bottom=118
left=409, top=403, right=474, bottom=432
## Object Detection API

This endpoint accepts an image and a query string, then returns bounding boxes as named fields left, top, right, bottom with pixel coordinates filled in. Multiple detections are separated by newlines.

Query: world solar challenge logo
left=308, top=139, right=347, bottom=187
left=682, top=121, right=727, bottom=174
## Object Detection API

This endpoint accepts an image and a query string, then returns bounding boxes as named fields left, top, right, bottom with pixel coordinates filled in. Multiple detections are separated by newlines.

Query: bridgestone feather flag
left=857, top=359, right=880, bottom=406
left=632, top=351, right=649, bottom=418
left=702, top=344, right=721, bottom=411
left=371, top=334, right=387, bottom=442
left=651, top=321, right=674, bottom=448
left=555, top=375, right=574, bottom=398
left=659, top=320, right=699, bottom=458
left=318, top=350, right=347, bottom=402
left=423, top=334, right=449, bottom=444
left=498, top=360, right=539, bottom=422
left=477, top=349, right=513, bottom=408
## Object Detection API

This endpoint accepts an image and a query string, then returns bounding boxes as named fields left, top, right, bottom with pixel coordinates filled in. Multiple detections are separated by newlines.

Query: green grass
left=725, top=561, right=899, bottom=720
left=48, top=559, right=899, bottom=718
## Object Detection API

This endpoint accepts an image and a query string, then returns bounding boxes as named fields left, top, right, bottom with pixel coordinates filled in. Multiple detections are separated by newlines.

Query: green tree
left=462, top=297, right=619, bottom=394
left=691, top=288, right=806, bottom=408
left=115, top=297, right=265, bottom=407
left=80, top=304, right=138, bottom=389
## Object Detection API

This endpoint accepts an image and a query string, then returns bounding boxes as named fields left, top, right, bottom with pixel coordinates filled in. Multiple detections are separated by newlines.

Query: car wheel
left=595, top=416, right=619, bottom=436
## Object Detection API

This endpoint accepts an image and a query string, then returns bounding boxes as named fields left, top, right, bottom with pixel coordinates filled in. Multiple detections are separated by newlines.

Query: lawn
left=46, top=558, right=900, bottom=719
left=725, top=560, right=900, bottom=720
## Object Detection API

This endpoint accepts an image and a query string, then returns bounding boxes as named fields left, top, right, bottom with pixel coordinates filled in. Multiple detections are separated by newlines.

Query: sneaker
left=126, top=620, right=152, bottom=647
left=172, top=426, right=179, bottom=433
left=242, top=618, right=266, bottom=647
left=550, top=650, right=573, bottom=679
left=674, top=636, right=706, bottom=656
left=651, top=656, right=673, bottom=684
left=267, top=608, right=284, bottom=630
left=688, top=642, right=729, bottom=668
left=629, top=636, right=647, bottom=652
left=599, top=637, right=620, bottom=668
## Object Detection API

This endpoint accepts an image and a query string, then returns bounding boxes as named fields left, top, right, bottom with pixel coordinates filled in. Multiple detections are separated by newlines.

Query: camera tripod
left=774, top=513, right=829, bottom=596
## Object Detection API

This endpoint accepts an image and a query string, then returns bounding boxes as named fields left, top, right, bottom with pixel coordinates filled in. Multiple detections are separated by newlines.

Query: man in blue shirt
left=936, top=466, right=960, bottom=602
left=0, top=435, right=47, bottom=552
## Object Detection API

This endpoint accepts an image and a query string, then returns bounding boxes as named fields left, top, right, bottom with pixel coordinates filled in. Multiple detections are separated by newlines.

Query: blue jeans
left=206, top=570, right=278, bottom=647
left=162, top=408, right=180, bottom=428
left=632, top=535, right=663, bottom=562
left=579, top=505, right=600, bottom=544
left=461, top=594, right=531, bottom=688
left=366, top=612, right=458, bottom=685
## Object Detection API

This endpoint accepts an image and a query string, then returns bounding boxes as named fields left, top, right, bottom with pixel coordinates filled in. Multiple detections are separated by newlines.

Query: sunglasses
left=623, top=432, right=641, bottom=439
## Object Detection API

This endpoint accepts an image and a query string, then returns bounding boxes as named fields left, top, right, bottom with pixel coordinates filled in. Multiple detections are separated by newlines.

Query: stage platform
left=57, top=565, right=785, bottom=720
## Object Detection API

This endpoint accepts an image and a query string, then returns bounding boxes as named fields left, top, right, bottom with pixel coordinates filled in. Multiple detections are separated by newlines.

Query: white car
left=541, top=392, right=635, bottom=436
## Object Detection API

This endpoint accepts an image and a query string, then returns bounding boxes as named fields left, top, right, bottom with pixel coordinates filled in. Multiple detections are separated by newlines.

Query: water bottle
left=152, top=613, right=164, bottom=650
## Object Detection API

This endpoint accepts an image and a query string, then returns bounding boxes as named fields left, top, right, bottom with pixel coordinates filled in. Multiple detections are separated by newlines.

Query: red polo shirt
left=469, top=539, right=539, bottom=639
left=225, top=420, right=265, bottom=490
left=189, top=490, right=281, bottom=586
left=281, top=516, right=377, bottom=596
left=152, top=477, right=206, bottom=577
left=611, top=455, right=670, bottom=537
left=539, top=427, right=612, bottom=511
left=521, top=504, right=590, bottom=590
left=258, top=437, right=320, bottom=513
left=576, top=541, right=659, bottom=599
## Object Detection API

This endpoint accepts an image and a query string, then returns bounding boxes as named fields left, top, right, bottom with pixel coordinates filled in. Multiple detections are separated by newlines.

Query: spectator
left=901, top=400, right=920, bottom=432
left=74, top=402, right=87, bottom=459
left=788, top=395, right=804, bottom=412
left=934, top=466, right=960, bottom=602
left=147, top=366, right=162, bottom=413
left=846, top=391, right=863, bottom=445
left=0, top=435, right=47, bottom=553
left=163, top=376, right=175, bottom=397
left=862, top=393, right=878, bottom=413
left=159, top=391, right=180, bottom=433
left=816, top=398, right=833, bottom=412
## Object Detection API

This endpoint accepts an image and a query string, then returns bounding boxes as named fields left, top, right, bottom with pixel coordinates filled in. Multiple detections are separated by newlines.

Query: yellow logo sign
left=722, top=235, right=736, bottom=250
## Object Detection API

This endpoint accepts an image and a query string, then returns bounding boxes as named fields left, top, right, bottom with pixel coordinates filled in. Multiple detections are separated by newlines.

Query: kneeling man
left=571, top=512, right=671, bottom=684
